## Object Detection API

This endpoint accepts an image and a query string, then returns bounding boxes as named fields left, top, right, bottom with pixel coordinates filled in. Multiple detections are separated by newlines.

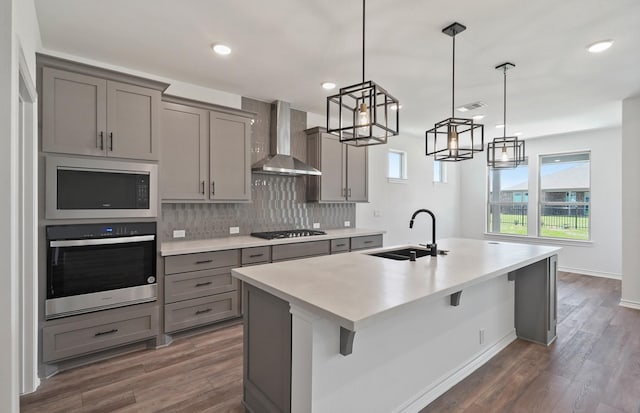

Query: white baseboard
left=397, top=330, right=517, bottom=413
left=558, top=266, right=621, bottom=280
left=619, top=299, right=640, bottom=311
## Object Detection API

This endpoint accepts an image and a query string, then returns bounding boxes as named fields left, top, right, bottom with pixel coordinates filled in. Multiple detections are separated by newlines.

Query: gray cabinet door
left=210, top=111, right=251, bottom=202
left=161, top=102, right=208, bottom=200
left=320, top=133, right=346, bottom=202
left=106, top=81, right=160, bottom=160
left=346, top=145, right=368, bottom=202
left=42, top=68, right=107, bottom=156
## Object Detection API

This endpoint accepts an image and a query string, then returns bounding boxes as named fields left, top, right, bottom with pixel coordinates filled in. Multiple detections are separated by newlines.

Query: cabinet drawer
left=330, top=238, right=350, bottom=253
left=42, top=307, right=158, bottom=362
left=350, top=235, right=383, bottom=250
left=165, top=267, right=237, bottom=304
left=242, top=246, right=271, bottom=265
left=272, top=240, right=330, bottom=262
left=164, top=292, right=239, bottom=333
left=165, top=249, right=239, bottom=274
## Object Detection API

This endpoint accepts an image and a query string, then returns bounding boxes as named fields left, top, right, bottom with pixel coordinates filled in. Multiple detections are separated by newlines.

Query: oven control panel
left=46, top=222, right=157, bottom=240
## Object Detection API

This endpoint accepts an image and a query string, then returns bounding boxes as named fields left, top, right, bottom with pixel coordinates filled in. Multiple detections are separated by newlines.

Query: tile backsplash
left=161, top=175, right=355, bottom=241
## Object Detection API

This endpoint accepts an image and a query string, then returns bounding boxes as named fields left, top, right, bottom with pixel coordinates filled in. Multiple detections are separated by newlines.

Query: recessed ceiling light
left=473, top=114, right=485, bottom=121
left=587, top=40, right=613, bottom=53
left=514, top=132, right=523, bottom=136
left=212, top=44, right=232, bottom=56
left=390, top=103, right=402, bottom=111
left=321, top=82, right=336, bottom=90
left=554, top=159, right=561, bottom=162
left=457, top=101, right=486, bottom=112
left=496, top=124, right=505, bottom=129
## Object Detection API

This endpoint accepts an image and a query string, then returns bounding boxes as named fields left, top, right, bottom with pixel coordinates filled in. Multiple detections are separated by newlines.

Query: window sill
left=482, top=232, right=594, bottom=247
left=387, top=178, right=408, bottom=184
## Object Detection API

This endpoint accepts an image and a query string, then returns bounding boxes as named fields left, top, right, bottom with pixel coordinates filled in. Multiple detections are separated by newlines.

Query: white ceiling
left=34, top=0, right=640, bottom=139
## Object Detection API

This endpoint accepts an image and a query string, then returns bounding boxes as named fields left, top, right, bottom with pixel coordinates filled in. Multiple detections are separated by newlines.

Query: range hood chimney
left=251, top=101, right=322, bottom=176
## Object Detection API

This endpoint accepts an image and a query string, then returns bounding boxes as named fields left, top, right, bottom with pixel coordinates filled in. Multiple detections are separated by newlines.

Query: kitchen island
left=232, top=238, right=560, bottom=413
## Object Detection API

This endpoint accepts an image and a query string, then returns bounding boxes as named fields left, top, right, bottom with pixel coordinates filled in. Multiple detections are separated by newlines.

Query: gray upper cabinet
left=305, top=127, right=368, bottom=203
left=42, top=68, right=107, bottom=157
left=160, top=96, right=253, bottom=203
left=106, top=81, right=160, bottom=161
left=39, top=55, right=168, bottom=161
left=210, top=111, right=251, bottom=202
left=161, top=102, right=208, bottom=200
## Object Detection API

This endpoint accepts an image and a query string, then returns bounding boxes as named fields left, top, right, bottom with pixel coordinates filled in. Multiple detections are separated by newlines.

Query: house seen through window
left=487, top=160, right=529, bottom=235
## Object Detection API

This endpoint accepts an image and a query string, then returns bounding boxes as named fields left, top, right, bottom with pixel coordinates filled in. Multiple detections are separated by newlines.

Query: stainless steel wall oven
left=46, top=222, right=157, bottom=319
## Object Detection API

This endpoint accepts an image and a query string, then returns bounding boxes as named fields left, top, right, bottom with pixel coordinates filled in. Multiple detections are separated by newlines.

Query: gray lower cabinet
left=330, top=238, right=350, bottom=254
left=271, top=240, right=330, bottom=262
left=160, top=96, right=253, bottom=202
left=41, top=64, right=162, bottom=161
left=514, top=255, right=558, bottom=345
left=42, top=306, right=159, bottom=363
left=305, top=127, right=368, bottom=203
left=350, top=234, right=383, bottom=250
left=164, top=250, right=241, bottom=333
left=243, top=284, right=291, bottom=413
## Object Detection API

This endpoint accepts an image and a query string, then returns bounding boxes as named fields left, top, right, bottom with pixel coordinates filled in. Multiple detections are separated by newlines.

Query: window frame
left=537, top=151, right=591, bottom=241
left=433, top=160, right=447, bottom=184
left=387, top=149, right=408, bottom=183
left=486, top=158, right=530, bottom=236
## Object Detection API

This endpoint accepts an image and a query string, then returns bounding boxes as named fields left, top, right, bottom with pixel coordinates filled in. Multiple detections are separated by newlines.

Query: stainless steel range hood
left=251, top=101, right=322, bottom=176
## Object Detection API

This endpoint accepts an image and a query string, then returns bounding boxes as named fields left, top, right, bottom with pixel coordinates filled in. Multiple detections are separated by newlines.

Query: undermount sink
left=368, top=247, right=432, bottom=261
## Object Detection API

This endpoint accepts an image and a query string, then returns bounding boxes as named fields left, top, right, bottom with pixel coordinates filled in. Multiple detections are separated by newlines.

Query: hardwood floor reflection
left=21, top=273, right=640, bottom=412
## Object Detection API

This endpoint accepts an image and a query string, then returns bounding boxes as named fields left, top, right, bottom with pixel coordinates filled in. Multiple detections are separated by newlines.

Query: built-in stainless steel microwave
left=46, top=155, right=158, bottom=219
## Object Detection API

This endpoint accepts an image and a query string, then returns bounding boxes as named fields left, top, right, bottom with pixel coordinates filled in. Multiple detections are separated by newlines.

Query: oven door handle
left=49, top=235, right=155, bottom=248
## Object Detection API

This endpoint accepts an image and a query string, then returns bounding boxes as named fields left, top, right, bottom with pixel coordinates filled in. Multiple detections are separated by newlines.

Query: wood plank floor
left=21, top=273, right=640, bottom=413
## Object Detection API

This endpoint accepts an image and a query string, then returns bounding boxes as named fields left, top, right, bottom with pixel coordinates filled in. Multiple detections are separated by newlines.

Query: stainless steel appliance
left=45, top=155, right=158, bottom=219
left=46, top=222, right=157, bottom=319
left=250, top=229, right=326, bottom=240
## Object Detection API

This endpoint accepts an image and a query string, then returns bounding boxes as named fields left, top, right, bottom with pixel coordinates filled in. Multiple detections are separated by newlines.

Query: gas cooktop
left=250, top=229, right=327, bottom=240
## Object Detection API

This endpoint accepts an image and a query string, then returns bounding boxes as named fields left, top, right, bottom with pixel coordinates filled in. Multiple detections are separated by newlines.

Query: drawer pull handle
left=195, top=281, right=212, bottom=287
left=94, top=328, right=118, bottom=337
left=336, top=243, right=346, bottom=247
left=364, top=241, right=373, bottom=244
left=196, top=308, right=212, bottom=315
left=195, top=259, right=213, bottom=264
left=249, top=253, right=264, bottom=258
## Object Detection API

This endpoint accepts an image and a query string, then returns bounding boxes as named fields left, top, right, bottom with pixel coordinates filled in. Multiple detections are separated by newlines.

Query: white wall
left=621, top=96, right=640, bottom=308
left=357, top=135, right=461, bottom=246
left=459, top=127, right=622, bottom=278
left=2, top=0, right=42, bottom=410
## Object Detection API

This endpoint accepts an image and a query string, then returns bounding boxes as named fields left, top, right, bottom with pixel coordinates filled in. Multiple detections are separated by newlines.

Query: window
left=387, top=150, right=407, bottom=181
left=433, top=161, right=447, bottom=183
left=487, top=160, right=529, bottom=235
left=539, top=152, right=590, bottom=240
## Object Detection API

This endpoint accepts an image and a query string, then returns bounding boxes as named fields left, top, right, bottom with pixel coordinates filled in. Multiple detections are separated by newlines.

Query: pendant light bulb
left=500, top=144, right=509, bottom=162
left=357, top=102, right=369, bottom=136
left=448, top=126, right=459, bottom=152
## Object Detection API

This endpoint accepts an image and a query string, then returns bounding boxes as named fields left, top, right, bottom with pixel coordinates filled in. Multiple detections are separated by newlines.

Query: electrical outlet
left=373, top=210, right=381, bottom=217
left=344, top=221, right=351, bottom=227
left=313, top=223, right=320, bottom=229
left=479, top=329, right=485, bottom=345
left=172, top=229, right=186, bottom=238
left=229, top=226, right=240, bottom=234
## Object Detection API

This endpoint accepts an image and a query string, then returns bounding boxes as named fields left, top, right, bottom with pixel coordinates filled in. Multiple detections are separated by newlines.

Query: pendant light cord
left=503, top=66, right=507, bottom=138
left=362, top=0, right=366, bottom=84
left=451, top=33, right=455, bottom=118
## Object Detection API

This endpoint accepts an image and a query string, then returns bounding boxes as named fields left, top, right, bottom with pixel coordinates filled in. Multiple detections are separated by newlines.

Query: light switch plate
left=344, top=221, right=351, bottom=227
left=173, top=229, right=186, bottom=238
left=229, top=226, right=240, bottom=234
left=313, top=223, right=320, bottom=229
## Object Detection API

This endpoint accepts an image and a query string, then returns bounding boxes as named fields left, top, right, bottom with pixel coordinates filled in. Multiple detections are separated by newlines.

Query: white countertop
left=160, top=228, right=385, bottom=256
left=232, top=238, right=561, bottom=332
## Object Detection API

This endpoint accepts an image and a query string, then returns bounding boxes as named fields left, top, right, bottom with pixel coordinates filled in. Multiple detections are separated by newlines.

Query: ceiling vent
left=456, top=101, right=486, bottom=112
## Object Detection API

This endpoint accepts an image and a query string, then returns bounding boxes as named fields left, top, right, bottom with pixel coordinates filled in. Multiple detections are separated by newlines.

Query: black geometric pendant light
left=326, top=0, right=400, bottom=146
left=487, top=62, right=525, bottom=169
left=426, top=22, right=484, bottom=161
